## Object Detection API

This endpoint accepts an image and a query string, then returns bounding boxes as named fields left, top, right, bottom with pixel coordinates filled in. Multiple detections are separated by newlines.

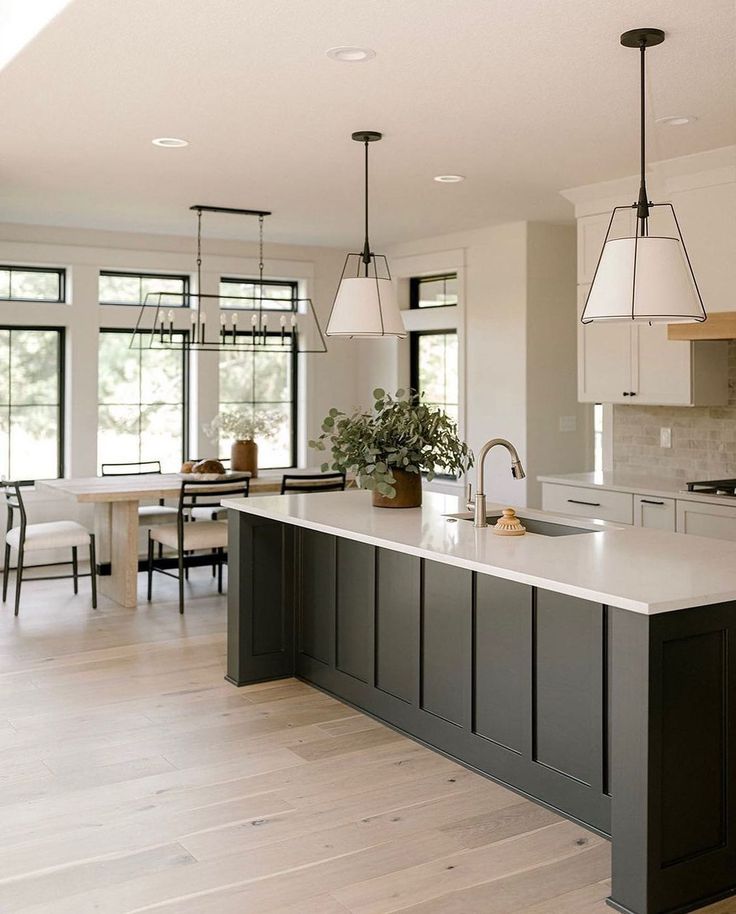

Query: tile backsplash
left=612, top=341, right=736, bottom=482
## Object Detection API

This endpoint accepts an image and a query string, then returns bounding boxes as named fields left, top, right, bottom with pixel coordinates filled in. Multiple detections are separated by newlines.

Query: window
left=0, top=266, right=65, bottom=303
left=97, top=331, right=188, bottom=472
left=0, top=327, right=64, bottom=481
left=594, top=403, right=604, bottom=474
left=219, top=335, right=297, bottom=468
left=410, top=331, right=459, bottom=425
left=219, top=278, right=297, bottom=311
left=99, top=271, right=189, bottom=306
left=409, top=273, right=458, bottom=309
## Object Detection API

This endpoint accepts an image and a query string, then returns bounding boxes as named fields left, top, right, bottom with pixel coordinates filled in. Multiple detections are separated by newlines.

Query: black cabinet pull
left=622, top=391, right=630, bottom=397
left=568, top=498, right=601, bottom=507
left=640, top=499, right=665, bottom=506
left=629, top=391, right=637, bottom=397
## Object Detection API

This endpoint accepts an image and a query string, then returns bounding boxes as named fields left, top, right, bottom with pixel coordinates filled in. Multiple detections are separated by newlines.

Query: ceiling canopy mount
left=619, top=27, right=665, bottom=49
left=351, top=131, right=382, bottom=143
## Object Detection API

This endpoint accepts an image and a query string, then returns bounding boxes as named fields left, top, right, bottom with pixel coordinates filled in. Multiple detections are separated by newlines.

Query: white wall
left=0, top=221, right=353, bottom=561
left=526, top=222, right=590, bottom=506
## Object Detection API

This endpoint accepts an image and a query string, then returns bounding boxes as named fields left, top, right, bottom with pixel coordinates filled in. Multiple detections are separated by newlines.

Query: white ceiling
left=0, top=0, right=733, bottom=247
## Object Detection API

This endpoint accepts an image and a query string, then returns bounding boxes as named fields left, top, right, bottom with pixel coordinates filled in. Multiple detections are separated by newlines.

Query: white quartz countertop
left=538, top=471, right=736, bottom=507
left=222, top=489, right=736, bottom=616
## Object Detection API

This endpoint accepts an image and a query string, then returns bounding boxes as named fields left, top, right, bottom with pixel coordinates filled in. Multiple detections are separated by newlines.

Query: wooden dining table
left=37, top=469, right=334, bottom=608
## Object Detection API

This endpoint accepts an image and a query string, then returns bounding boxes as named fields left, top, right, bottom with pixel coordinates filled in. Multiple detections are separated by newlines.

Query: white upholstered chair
left=2, top=481, right=97, bottom=616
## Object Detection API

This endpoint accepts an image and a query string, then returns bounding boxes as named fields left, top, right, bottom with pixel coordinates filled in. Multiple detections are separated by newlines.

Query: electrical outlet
left=660, top=427, right=672, bottom=448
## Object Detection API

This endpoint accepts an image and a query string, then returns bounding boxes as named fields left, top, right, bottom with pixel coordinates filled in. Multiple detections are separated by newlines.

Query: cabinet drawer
left=676, top=500, right=736, bottom=542
left=542, top=483, right=633, bottom=524
left=634, top=495, right=676, bottom=532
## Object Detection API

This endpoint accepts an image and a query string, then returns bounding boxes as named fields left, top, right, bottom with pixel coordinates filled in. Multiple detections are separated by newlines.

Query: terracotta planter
left=231, top=439, right=258, bottom=477
left=372, top=469, right=422, bottom=508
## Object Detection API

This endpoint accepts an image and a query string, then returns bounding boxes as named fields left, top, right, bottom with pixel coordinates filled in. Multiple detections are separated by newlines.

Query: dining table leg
left=94, top=500, right=140, bottom=608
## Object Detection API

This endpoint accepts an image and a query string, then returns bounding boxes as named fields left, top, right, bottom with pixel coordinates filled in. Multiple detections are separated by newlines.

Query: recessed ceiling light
left=326, top=46, right=376, bottom=62
left=152, top=137, right=189, bottom=147
left=656, top=115, right=698, bottom=127
left=433, top=174, right=465, bottom=183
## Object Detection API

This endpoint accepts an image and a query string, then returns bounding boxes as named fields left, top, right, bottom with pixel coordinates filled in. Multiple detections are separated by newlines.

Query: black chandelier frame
left=131, top=205, right=328, bottom=354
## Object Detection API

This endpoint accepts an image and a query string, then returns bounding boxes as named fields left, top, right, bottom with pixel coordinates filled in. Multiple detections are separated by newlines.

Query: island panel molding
left=225, top=496, right=736, bottom=914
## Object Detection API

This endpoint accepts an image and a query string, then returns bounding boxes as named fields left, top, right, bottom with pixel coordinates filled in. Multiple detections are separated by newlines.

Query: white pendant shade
left=326, top=276, right=407, bottom=338
left=582, top=236, right=705, bottom=323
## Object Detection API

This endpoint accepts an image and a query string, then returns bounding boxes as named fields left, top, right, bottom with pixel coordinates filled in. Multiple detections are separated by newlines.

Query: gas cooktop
left=686, top=479, right=736, bottom=497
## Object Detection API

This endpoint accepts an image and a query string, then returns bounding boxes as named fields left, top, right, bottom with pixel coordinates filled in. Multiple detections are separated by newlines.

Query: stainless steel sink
left=446, top=513, right=597, bottom=536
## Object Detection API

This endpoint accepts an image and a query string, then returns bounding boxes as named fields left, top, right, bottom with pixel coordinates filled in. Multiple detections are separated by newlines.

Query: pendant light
left=581, top=28, right=706, bottom=324
left=326, top=131, right=406, bottom=338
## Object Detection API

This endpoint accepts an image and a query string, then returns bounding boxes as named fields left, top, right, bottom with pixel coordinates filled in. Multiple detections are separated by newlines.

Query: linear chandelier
left=131, top=205, right=327, bottom=354
left=326, top=131, right=406, bottom=339
left=581, top=28, right=707, bottom=325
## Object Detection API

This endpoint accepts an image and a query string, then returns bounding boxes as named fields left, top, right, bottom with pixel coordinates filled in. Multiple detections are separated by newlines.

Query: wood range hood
left=668, top=312, right=736, bottom=341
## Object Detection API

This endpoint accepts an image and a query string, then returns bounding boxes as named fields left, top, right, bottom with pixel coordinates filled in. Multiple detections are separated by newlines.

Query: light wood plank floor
left=0, top=568, right=732, bottom=914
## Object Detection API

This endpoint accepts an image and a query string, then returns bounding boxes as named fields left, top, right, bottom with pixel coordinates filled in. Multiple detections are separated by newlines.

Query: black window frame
left=410, top=328, right=460, bottom=480
left=0, top=265, right=66, bottom=304
left=409, top=273, right=458, bottom=310
left=219, top=277, right=298, bottom=312
left=97, top=328, right=190, bottom=470
left=218, top=330, right=299, bottom=469
left=0, top=324, right=66, bottom=482
left=98, top=270, right=190, bottom=307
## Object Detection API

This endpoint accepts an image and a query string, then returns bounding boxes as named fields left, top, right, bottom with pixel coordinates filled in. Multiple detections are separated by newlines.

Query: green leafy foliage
left=309, top=389, right=474, bottom=499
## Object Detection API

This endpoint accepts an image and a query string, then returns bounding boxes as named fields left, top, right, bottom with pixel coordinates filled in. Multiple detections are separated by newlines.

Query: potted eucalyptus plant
left=310, top=388, right=473, bottom=508
left=204, top=411, right=276, bottom=478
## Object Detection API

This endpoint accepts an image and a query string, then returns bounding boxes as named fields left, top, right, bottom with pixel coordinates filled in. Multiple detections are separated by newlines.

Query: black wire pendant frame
left=580, top=27, right=707, bottom=324
left=327, top=249, right=394, bottom=334
left=131, top=205, right=328, bottom=353
left=580, top=201, right=706, bottom=324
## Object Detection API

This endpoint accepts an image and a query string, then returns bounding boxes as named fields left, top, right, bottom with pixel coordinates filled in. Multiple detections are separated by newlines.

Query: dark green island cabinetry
left=226, top=510, right=736, bottom=914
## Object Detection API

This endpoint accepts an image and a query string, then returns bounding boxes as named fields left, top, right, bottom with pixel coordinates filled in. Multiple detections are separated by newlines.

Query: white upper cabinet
left=668, top=182, right=736, bottom=313
left=577, top=211, right=728, bottom=406
left=577, top=285, right=632, bottom=403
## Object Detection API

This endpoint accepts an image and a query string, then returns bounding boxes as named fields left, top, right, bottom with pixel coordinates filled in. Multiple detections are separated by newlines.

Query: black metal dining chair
left=146, top=476, right=249, bottom=614
left=185, top=459, right=234, bottom=520
left=280, top=472, right=346, bottom=494
left=100, top=460, right=163, bottom=476
left=2, top=481, right=97, bottom=616
left=100, top=460, right=179, bottom=524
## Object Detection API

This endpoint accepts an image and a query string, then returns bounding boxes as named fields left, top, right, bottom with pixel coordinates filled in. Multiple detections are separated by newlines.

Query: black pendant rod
left=363, top=138, right=370, bottom=273
left=637, top=40, right=650, bottom=232
left=351, top=131, right=382, bottom=274
left=621, top=28, right=664, bottom=230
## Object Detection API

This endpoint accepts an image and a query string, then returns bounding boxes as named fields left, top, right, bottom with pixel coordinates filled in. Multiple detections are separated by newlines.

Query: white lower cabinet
left=542, top=481, right=736, bottom=541
left=542, top=483, right=633, bottom=524
left=676, top=500, right=736, bottom=542
left=634, top=495, right=676, bottom=532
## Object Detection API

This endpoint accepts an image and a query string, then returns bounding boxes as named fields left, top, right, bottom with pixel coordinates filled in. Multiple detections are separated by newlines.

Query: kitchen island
left=222, top=489, right=736, bottom=914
